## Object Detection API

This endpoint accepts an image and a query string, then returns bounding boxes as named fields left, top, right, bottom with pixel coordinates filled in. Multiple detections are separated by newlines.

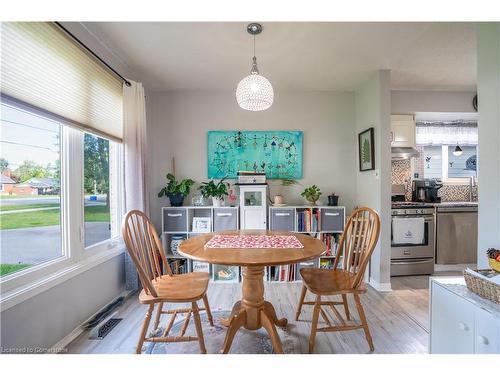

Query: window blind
left=1, top=22, right=123, bottom=142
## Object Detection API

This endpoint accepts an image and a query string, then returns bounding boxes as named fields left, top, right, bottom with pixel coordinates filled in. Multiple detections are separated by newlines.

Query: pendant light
left=236, top=23, right=274, bottom=111
left=453, top=144, right=463, bottom=156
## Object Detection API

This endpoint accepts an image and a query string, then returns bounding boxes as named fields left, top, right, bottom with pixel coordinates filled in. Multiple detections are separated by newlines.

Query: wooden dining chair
left=122, top=210, right=214, bottom=354
left=295, top=207, right=380, bottom=353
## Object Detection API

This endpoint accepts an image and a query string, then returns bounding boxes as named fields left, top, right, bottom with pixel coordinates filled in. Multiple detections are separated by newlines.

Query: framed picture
left=192, top=217, right=211, bottom=233
left=358, top=127, right=375, bottom=171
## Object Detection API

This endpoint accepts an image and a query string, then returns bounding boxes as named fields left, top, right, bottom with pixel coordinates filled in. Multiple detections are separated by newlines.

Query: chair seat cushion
left=139, top=272, right=210, bottom=303
left=299, top=268, right=366, bottom=295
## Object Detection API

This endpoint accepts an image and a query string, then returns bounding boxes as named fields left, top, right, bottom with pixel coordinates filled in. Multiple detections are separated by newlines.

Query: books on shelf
left=297, top=208, right=320, bottom=232
left=192, top=261, right=209, bottom=273
left=320, top=233, right=339, bottom=256
left=319, top=258, right=334, bottom=269
left=168, top=259, right=189, bottom=274
left=269, top=265, right=295, bottom=282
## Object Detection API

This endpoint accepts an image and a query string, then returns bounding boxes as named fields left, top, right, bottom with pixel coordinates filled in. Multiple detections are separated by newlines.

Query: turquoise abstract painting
left=207, top=131, right=303, bottom=179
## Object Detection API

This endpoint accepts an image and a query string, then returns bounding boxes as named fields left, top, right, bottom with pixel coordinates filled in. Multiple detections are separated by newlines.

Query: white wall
left=391, top=90, right=476, bottom=114
left=0, top=254, right=125, bottom=350
left=355, top=70, right=392, bottom=291
left=477, top=23, right=500, bottom=269
left=147, top=91, right=357, bottom=229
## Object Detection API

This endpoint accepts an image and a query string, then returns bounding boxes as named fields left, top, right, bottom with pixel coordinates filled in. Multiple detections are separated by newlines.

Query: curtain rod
left=54, top=22, right=132, bottom=87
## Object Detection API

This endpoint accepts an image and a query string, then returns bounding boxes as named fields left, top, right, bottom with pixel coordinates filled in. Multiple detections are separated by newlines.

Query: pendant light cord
left=253, top=34, right=256, bottom=58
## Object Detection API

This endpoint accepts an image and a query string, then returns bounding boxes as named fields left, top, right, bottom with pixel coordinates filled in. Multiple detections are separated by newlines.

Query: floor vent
left=90, top=318, right=122, bottom=340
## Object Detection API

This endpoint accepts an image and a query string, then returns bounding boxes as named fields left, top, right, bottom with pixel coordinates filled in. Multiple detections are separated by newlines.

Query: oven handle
left=391, top=259, right=433, bottom=265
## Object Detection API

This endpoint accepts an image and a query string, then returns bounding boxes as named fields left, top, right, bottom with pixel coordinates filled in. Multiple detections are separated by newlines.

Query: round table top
left=177, top=230, right=326, bottom=267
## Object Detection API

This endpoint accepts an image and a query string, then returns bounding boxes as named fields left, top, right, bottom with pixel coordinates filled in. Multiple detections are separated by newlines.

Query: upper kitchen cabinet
left=391, top=114, right=416, bottom=148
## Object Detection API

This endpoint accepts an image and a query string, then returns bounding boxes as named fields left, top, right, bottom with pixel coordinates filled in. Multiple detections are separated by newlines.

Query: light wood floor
left=66, top=275, right=440, bottom=354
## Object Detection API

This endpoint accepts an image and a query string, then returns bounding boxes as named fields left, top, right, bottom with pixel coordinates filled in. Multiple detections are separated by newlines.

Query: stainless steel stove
left=391, top=201, right=435, bottom=276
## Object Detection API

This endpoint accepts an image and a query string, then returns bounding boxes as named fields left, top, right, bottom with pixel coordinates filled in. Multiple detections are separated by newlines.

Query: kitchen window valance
left=1, top=22, right=123, bottom=142
left=416, top=121, right=478, bottom=146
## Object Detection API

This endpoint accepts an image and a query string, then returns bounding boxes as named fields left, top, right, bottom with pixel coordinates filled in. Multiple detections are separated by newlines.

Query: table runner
left=205, top=234, right=303, bottom=249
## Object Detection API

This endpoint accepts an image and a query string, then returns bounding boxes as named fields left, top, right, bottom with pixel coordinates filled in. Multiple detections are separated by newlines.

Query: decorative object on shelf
left=327, top=192, right=339, bottom=206
left=226, top=185, right=238, bottom=207
left=236, top=23, right=273, bottom=112
left=453, top=143, right=463, bottom=156
left=237, top=171, right=266, bottom=184
left=358, top=127, right=375, bottom=171
left=269, top=178, right=299, bottom=205
left=192, top=217, right=211, bottom=233
left=273, top=195, right=284, bottom=205
left=207, top=130, right=303, bottom=179
left=158, top=173, right=195, bottom=207
left=487, top=248, right=500, bottom=273
left=301, top=185, right=321, bottom=206
left=198, top=178, right=229, bottom=207
left=191, top=193, right=208, bottom=207
left=170, top=235, right=185, bottom=256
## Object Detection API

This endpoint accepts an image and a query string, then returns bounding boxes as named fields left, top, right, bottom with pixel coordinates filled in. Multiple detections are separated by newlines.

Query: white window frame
left=420, top=144, right=477, bottom=185
left=0, top=100, right=125, bottom=310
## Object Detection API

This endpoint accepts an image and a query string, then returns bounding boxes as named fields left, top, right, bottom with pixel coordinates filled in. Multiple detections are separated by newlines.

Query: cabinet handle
left=167, top=213, right=182, bottom=217
left=275, top=213, right=290, bottom=217
left=477, top=335, right=489, bottom=345
left=458, top=322, right=469, bottom=331
left=325, top=212, right=340, bottom=217
left=216, top=213, right=232, bottom=217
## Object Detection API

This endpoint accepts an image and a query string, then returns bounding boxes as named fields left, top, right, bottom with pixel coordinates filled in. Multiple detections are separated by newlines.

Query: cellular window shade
left=1, top=22, right=123, bottom=141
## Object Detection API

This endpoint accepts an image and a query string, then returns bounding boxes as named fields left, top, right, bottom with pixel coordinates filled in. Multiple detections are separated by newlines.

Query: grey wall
left=147, top=91, right=357, bottom=229
left=0, top=254, right=125, bottom=351
left=355, top=70, right=392, bottom=290
left=391, top=90, right=476, bottom=114
left=477, top=23, right=500, bottom=269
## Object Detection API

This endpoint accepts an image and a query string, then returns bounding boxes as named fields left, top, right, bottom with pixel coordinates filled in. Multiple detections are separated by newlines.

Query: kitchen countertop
left=434, top=201, right=478, bottom=207
left=431, top=276, right=500, bottom=318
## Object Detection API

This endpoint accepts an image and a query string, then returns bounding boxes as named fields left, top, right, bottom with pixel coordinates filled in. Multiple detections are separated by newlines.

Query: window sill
left=0, top=243, right=125, bottom=312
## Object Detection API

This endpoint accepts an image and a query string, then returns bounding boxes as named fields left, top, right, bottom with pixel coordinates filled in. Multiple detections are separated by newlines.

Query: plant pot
left=169, top=193, right=185, bottom=207
left=307, top=200, right=318, bottom=206
left=212, top=197, right=224, bottom=207
left=328, top=195, right=339, bottom=206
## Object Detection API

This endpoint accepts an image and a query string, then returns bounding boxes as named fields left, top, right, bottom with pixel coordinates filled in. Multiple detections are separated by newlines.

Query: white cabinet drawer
left=430, top=283, right=475, bottom=353
left=475, top=307, right=500, bottom=354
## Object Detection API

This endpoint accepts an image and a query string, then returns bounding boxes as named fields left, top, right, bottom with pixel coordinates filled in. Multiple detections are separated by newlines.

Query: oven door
left=391, top=215, right=434, bottom=259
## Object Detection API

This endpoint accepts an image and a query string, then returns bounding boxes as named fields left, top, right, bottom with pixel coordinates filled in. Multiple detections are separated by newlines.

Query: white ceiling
left=83, top=22, right=476, bottom=92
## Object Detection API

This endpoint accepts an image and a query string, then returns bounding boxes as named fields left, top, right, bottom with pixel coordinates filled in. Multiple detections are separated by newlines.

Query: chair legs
left=136, top=304, right=154, bottom=354
left=354, top=294, right=374, bottom=351
left=309, top=295, right=321, bottom=353
left=202, top=294, right=214, bottom=327
left=153, top=302, right=164, bottom=330
left=191, top=301, right=207, bottom=354
left=295, top=285, right=307, bottom=320
left=341, top=294, right=350, bottom=320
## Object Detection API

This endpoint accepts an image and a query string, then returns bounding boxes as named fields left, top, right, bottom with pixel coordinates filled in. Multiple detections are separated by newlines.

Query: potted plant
left=301, top=185, right=321, bottom=206
left=268, top=179, right=300, bottom=205
left=198, top=178, right=229, bottom=207
left=158, top=173, right=195, bottom=207
left=327, top=192, right=339, bottom=206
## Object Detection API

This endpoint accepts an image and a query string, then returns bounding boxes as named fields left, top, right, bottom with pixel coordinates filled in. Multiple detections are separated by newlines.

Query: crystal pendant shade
left=236, top=55, right=274, bottom=111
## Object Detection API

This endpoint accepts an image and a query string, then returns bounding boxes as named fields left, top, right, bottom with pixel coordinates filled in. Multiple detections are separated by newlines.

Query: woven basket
left=464, top=269, right=500, bottom=304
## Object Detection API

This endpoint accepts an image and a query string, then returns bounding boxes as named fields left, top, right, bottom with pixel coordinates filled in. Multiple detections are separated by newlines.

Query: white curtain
left=416, top=121, right=478, bottom=146
left=122, top=80, right=149, bottom=291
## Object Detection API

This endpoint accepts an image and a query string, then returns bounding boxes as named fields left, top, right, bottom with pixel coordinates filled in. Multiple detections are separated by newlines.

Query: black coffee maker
left=412, top=178, right=443, bottom=203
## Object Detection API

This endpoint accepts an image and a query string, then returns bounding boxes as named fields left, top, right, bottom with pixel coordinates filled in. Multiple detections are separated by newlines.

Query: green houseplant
left=301, top=185, right=321, bottom=206
left=198, top=178, right=229, bottom=207
left=158, top=173, right=195, bottom=207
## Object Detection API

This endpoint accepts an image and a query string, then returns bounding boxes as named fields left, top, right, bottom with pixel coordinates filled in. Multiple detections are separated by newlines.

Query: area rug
left=205, top=235, right=303, bottom=249
left=145, top=309, right=295, bottom=354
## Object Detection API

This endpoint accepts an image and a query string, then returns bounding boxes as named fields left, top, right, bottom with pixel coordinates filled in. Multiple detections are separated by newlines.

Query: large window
left=0, top=101, right=123, bottom=279
left=0, top=103, right=62, bottom=277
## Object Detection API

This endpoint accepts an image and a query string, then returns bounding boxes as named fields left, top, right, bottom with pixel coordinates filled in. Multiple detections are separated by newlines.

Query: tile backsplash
left=391, top=158, right=477, bottom=202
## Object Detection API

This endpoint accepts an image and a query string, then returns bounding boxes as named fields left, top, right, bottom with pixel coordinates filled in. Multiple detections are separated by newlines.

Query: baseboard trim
left=369, top=278, right=392, bottom=292
left=51, top=290, right=135, bottom=353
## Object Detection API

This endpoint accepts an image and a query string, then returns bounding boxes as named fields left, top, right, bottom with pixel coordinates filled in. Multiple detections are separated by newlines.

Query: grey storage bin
left=270, top=208, right=294, bottom=231
left=321, top=208, right=344, bottom=232
left=163, top=208, right=187, bottom=232
left=213, top=208, right=238, bottom=231
left=296, top=259, right=319, bottom=280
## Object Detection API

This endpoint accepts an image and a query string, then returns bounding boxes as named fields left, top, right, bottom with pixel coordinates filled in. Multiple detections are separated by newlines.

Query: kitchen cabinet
left=391, top=114, right=416, bottom=148
left=430, top=277, right=500, bottom=354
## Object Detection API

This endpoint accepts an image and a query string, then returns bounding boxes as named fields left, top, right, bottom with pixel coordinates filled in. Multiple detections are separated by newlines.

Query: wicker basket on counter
left=464, top=269, right=500, bottom=304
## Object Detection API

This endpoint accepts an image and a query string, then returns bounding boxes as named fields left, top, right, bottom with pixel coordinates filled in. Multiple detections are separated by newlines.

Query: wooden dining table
left=178, top=230, right=325, bottom=354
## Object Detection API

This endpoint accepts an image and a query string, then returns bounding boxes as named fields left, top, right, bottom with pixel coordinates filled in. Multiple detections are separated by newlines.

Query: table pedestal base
left=220, top=266, right=288, bottom=354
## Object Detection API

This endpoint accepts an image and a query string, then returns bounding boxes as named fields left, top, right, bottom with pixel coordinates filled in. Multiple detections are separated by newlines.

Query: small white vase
left=212, top=197, right=223, bottom=207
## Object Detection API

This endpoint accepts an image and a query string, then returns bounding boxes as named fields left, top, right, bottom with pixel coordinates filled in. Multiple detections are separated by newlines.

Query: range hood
left=391, top=147, right=419, bottom=160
